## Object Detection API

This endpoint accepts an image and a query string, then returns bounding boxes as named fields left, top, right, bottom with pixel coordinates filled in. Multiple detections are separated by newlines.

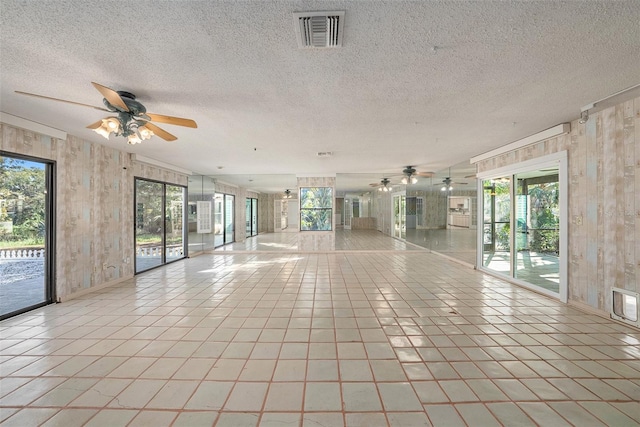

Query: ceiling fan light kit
left=16, top=81, right=197, bottom=144
left=377, top=178, right=392, bottom=192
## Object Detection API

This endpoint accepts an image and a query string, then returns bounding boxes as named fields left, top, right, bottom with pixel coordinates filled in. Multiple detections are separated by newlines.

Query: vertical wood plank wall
left=476, top=96, right=639, bottom=314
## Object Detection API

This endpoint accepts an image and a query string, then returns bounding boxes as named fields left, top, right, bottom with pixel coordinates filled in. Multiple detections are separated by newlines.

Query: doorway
left=1, top=153, right=55, bottom=319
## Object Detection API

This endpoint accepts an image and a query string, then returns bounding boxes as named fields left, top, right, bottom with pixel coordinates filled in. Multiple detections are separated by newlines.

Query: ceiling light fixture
left=378, top=178, right=392, bottom=192
left=283, top=189, right=292, bottom=199
left=401, top=175, right=418, bottom=185
left=93, top=113, right=152, bottom=145
left=400, top=166, right=422, bottom=185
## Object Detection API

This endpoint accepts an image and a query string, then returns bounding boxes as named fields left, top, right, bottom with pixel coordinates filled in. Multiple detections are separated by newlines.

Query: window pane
left=300, top=187, right=333, bottom=231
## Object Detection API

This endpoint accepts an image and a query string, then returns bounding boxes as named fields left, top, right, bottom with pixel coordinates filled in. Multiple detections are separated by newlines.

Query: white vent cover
left=316, top=151, right=333, bottom=157
left=294, top=11, right=344, bottom=48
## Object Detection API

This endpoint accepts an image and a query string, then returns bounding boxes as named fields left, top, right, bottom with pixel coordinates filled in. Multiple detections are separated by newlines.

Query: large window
left=135, top=178, right=186, bottom=273
left=477, top=152, right=567, bottom=301
left=0, top=153, right=55, bottom=319
left=300, top=187, right=333, bottom=231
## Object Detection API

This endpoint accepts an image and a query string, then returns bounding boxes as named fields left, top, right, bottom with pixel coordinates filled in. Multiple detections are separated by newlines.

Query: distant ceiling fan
left=399, top=166, right=434, bottom=184
left=15, top=82, right=197, bottom=144
left=369, top=178, right=394, bottom=192
left=437, top=177, right=468, bottom=191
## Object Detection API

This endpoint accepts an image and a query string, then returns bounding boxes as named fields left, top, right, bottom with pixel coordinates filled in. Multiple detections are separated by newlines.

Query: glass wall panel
left=401, top=161, right=478, bottom=266
left=135, top=180, right=164, bottom=272
left=224, top=194, right=235, bottom=244
left=0, top=154, right=53, bottom=319
left=166, top=185, right=185, bottom=262
left=482, top=177, right=511, bottom=276
left=187, top=176, right=216, bottom=254
left=514, top=169, right=560, bottom=292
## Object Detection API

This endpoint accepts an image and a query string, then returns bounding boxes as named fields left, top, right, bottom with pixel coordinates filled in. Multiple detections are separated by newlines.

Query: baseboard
left=57, top=275, right=132, bottom=302
left=567, top=299, right=609, bottom=318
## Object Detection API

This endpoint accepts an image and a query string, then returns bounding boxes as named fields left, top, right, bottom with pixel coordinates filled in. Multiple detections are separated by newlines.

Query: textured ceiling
left=1, top=1, right=639, bottom=193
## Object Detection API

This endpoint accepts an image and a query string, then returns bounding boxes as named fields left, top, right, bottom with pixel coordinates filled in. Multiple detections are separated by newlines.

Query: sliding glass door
left=214, top=192, right=235, bottom=247
left=482, top=177, right=511, bottom=276
left=135, top=178, right=186, bottom=273
left=0, top=153, right=54, bottom=319
left=478, top=152, right=567, bottom=301
left=246, top=198, right=258, bottom=237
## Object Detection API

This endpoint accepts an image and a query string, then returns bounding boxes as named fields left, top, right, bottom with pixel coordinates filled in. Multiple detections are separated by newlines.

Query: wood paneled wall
left=476, top=96, right=639, bottom=314
left=1, top=123, right=188, bottom=300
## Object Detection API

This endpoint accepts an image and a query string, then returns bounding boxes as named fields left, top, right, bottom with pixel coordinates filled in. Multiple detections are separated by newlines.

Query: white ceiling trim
left=470, top=123, right=570, bottom=164
left=0, top=112, right=67, bottom=140
left=132, top=154, right=192, bottom=176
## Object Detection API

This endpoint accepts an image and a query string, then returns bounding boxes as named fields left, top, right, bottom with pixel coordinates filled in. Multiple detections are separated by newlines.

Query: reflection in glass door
left=224, top=194, right=234, bottom=244
left=482, top=177, right=511, bottom=276
left=214, top=193, right=224, bottom=247
left=0, top=154, right=54, bottom=319
left=393, top=194, right=406, bottom=240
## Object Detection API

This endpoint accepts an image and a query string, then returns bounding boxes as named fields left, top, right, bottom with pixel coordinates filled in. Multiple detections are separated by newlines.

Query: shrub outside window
left=300, top=187, right=332, bottom=231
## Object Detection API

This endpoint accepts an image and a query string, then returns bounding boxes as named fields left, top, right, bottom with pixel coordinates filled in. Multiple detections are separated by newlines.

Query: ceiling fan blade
left=86, top=120, right=103, bottom=130
left=147, top=113, right=197, bottom=128
left=91, top=82, right=129, bottom=111
left=416, top=171, right=435, bottom=177
left=15, top=91, right=110, bottom=112
left=144, top=122, right=177, bottom=141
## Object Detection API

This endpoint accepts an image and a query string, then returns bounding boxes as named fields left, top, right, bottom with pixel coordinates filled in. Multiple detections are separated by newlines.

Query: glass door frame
left=476, top=151, right=568, bottom=302
left=0, top=151, right=56, bottom=320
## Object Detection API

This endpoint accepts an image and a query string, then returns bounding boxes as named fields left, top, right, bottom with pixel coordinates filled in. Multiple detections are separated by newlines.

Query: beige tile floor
left=1, top=231, right=639, bottom=426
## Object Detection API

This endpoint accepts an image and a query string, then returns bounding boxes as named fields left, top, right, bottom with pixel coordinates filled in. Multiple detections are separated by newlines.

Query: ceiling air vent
left=293, top=11, right=344, bottom=48
left=316, top=151, right=333, bottom=157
